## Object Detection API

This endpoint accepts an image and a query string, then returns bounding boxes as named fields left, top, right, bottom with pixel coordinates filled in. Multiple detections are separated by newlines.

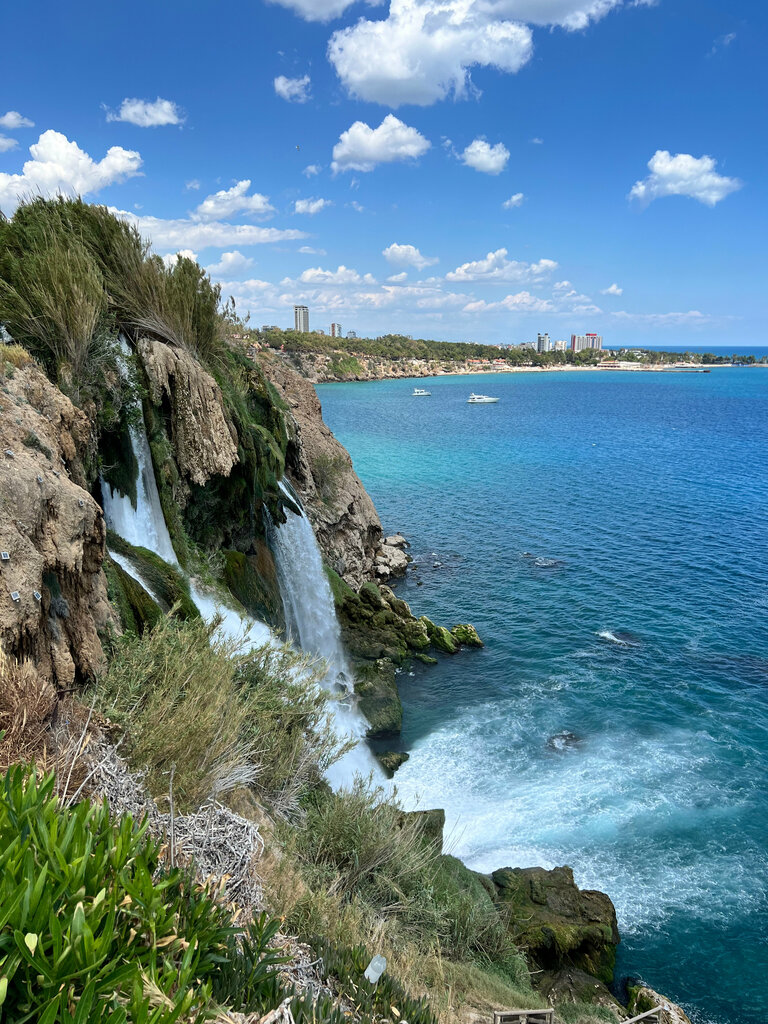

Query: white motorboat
left=467, top=393, right=499, bottom=404
left=412, top=387, right=432, bottom=396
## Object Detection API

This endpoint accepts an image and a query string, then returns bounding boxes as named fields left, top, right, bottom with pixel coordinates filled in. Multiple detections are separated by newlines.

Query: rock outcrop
left=627, top=985, right=693, bottom=1024
left=491, top=865, right=620, bottom=985
left=260, top=355, right=384, bottom=588
left=0, top=360, right=113, bottom=686
left=138, top=337, right=238, bottom=486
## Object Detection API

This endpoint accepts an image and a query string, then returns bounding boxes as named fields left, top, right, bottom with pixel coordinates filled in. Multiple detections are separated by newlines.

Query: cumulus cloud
left=162, top=249, right=198, bottom=268
left=446, top=249, right=557, bottom=283
left=629, top=150, right=742, bottom=207
left=610, top=309, right=714, bottom=326
left=294, top=197, right=332, bottom=214
left=601, top=282, right=623, bottom=295
left=387, top=271, right=408, bottom=283
left=329, top=0, right=532, bottom=106
left=299, top=245, right=327, bottom=255
left=106, top=97, right=184, bottom=127
left=502, top=192, right=524, bottom=208
left=383, top=242, right=438, bottom=269
left=205, top=251, right=255, bottom=277
left=331, top=115, right=430, bottom=172
left=0, top=130, right=142, bottom=214
left=0, top=136, right=18, bottom=153
left=464, top=291, right=554, bottom=313
left=110, top=208, right=306, bottom=250
left=193, top=180, right=274, bottom=220
left=267, top=0, right=359, bottom=21
left=461, top=138, right=510, bottom=174
left=0, top=111, right=34, bottom=129
left=303, top=164, right=322, bottom=177
left=274, top=74, right=312, bottom=102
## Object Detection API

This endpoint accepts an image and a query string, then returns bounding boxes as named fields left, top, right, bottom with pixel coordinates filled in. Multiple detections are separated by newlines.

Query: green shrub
left=0, top=764, right=235, bottom=1023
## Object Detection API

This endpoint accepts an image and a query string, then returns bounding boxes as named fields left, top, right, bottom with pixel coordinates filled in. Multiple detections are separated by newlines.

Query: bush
left=0, top=764, right=235, bottom=1023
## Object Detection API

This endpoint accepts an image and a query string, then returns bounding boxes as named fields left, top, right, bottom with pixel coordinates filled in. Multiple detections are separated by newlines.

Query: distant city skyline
left=2, top=0, right=763, bottom=346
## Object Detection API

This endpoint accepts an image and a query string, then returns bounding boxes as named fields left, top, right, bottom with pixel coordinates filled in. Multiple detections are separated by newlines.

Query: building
left=518, top=341, right=536, bottom=350
left=346, top=330, right=357, bottom=339
left=554, top=340, right=568, bottom=352
left=294, top=305, right=309, bottom=333
left=330, top=323, right=343, bottom=338
left=537, top=332, right=551, bottom=353
left=571, top=333, right=603, bottom=352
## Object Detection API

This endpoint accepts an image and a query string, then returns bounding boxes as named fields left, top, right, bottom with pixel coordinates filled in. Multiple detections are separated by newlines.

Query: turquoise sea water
left=317, top=368, right=768, bottom=1024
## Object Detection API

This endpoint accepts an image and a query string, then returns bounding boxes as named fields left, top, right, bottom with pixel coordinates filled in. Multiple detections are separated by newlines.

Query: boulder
left=451, top=623, right=484, bottom=647
left=627, top=985, right=693, bottom=1024
left=537, top=968, right=623, bottom=1016
left=491, top=866, right=619, bottom=985
left=421, top=616, right=459, bottom=654
left=354, top=659, right=403, bottom=739
left=375, top=750, right=410, bottom=777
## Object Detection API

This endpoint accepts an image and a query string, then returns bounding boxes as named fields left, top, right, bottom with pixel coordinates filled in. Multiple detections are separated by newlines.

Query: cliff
left=272, top=348, right=510, bottom=384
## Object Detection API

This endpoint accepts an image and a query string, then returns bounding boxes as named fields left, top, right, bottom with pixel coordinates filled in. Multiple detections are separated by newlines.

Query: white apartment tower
left=571, top=333, right=603, bottom=352
left=294, top=305, right=309, bottom=333
left=330, top=323, right=343, bottom=338
left=537, top=332, right=551, bottom=353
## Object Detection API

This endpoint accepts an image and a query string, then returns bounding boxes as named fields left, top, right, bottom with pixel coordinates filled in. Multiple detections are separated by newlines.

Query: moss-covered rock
left=626, top=984, right=692, bottom=1024
left=354, top=659, right=403, bottom=738
left=106, top=532, right=199, bottom=621
left=223, top=543, right=284, bottom=629
left=413, top=652, right=438, bottom=665
left=102, top=555, right=161, bottom=634
left=451, top=623, right=483, bottom=647
left=491, top=866, right=619, bottom=986
left=375, top=750, right=410, bottom=777
left=359, top=580, right=388, bottom=611
left=400, top=807, right=446, bottom=850
left=421, top=616, right=459, bottom=654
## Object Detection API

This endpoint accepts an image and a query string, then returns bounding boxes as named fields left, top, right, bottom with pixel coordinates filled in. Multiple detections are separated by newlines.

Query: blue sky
left=1, top=0, right=765, bottom=346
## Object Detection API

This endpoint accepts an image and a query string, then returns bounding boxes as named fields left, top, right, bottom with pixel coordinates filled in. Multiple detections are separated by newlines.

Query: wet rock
left=354, top=658, right=402, bottom=739
left=491, top=865, right=619, bottom=985
left=547, top=731, right=581, bottom=752
left=421, top=616, right=459, bottom=654
left=375, top=750, right=410, bottom=777
left=627, top=984, right=693, bottom=1024
left=451, top=623, right=483, bottom=648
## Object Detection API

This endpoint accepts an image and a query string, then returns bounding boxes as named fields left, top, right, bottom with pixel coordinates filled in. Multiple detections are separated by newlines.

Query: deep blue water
left=317, top=368, right=768, bottom=1024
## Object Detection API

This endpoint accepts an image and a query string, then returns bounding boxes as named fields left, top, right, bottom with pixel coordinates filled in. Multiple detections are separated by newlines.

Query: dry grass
left=0, top=342, right=33, bottom=369
left=0, top=650, right=56, bottom=771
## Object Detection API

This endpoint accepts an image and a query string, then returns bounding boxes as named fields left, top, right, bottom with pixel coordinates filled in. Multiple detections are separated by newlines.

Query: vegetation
left=106, top=532, right=198, bottom=620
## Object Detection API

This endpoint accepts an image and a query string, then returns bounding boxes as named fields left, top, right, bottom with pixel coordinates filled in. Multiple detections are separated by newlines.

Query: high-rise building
left=537, top=332, right=551, bottom=353
left=330, top=323, right=343, bottom=338
left=571, top=333, right=603, bottom=352
left=346, top=330, right=357, bottom=339
left=554, top=340, right=568, bottom=352
left=294, top=305, right=309, bottom=333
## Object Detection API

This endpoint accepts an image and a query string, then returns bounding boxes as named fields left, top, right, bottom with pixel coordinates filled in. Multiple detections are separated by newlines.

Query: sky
left=1, top=0, right=765, bottom=346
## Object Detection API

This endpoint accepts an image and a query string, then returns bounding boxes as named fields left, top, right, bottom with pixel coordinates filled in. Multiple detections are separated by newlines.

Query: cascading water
left=270, top=482, right=383, bottom=784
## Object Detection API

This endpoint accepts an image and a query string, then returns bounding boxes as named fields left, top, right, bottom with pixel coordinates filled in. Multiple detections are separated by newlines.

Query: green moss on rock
left=421, top=616, right=459, bottom=654
left=451, top=623, right=483, bottom=647
left=354, top=659, right=403, bottom=739
left=413, top=652, right=438, bottom=665
left=223, top=543, right=285, bottom=629
left=375, top=750, right=410, bottom=777
left=103, top=555, right=162, bottom=634
left=107, top=532, right=199, bottom=621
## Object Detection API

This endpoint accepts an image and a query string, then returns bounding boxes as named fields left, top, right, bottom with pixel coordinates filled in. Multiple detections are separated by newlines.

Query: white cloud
left=465, top=291, right=554, bottom=313
left=0, top=130, right=142, bottom=214
left=299, top=245, right=327, bottom=255
left=0, top=136, right=18, bottom=153
left=530, top=136, right=544, bottom=144
left=502, top=192, right=524, bottom=208
left=709, top=31, right=736, bottom=56
left=348, top=200, right=365, bottom=212
left=106, top=97, right=184, bottom=127
left=446, top=249, right=557, bottom=283
left=193, top=180, right=274, bottom=220
left=610, top=309, right=714, bottom=326
left=274, top=74, right=312, bottom=102
left=267, top=0, right=359, bottom=21
left=331, top=115, right=430, bottom=172
left=110, top=208, right=307, bottom=250
left=383, top=242, right=438, bottom=269
left=162, top=249, right=198, bottom=268
left=205, top=251, right=255, bottom=277
left=553, top=280, right=572, bottom=291
left=185, top=179, right=201, bottom=190
left=0, top=111, right=34, bottom=129
left=629, top=150, right=742, bottom=207
left=461, top=138, right=509, bottom=174
left=329, top=0, right=532, bottom=106
left=601, top=282, right=623, bottom=295
left=303, top=164, right=322, bottom=177
left=295, top=265, right=377, bottom=285
left=294, top=197, right=332, bottom=214
left=387, top=271, right=408, bottom=283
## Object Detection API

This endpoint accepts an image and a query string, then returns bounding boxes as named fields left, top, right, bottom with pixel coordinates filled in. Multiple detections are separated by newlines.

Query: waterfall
left=270, top=482, right=383, bottom=784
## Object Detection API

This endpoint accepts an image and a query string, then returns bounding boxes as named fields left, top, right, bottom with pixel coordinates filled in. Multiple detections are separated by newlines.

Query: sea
left=316, top=359, right=768, bottom=1024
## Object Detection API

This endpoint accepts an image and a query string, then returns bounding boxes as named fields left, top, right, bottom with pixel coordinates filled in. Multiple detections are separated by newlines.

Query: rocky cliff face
left=0, top=360, right=112, bottom=686
left=138, top=337, right=238, bottom=487
left=260, top=355, right=386, bottom=589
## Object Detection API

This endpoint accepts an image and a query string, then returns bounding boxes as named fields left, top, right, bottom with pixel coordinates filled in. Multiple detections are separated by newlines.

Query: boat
left=467, top=393, right=499, bottom=404
left=412, top=387, right=431, bottom=396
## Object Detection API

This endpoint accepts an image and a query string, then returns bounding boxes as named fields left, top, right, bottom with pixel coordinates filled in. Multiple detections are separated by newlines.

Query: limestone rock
left=537, top=968, right=623, bottom=1017
left=0, top=363, right=113, bottom=686
left=451, top=623, right=483, bottom=647
left=138, top=337, right=238, bottom=487
left=491, top=865, right=619, bottom=985
left=374, top=537, right=410, bottom=580
left=627, top=985, right=693, bottom=1024
left=375, top=750, right=410, bottom=777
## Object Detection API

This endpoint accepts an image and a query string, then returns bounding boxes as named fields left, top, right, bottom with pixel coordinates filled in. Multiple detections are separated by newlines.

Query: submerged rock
left=547, top=731, right=581, bottom=752
left=375, top=750, right=410, bottom=777
left=491, top=865, right=619, bottom=985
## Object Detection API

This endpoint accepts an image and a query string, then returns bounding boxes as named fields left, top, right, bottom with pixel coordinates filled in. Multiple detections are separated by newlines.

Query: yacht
left=412, top=387, right=432, bottom=396
left=467, top=392, right=499, bottom=404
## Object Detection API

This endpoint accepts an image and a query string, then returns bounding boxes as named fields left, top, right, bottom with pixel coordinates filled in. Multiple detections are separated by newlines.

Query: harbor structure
left=294, top=305, right=309, bottom=333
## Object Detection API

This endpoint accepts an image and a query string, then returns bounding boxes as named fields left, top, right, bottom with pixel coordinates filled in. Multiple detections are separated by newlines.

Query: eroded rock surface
left=0, top=363, right=112, bottom=686
left=138, top=337, right=238, bottom=486
left=627, top=985, right=693, bottom=1024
